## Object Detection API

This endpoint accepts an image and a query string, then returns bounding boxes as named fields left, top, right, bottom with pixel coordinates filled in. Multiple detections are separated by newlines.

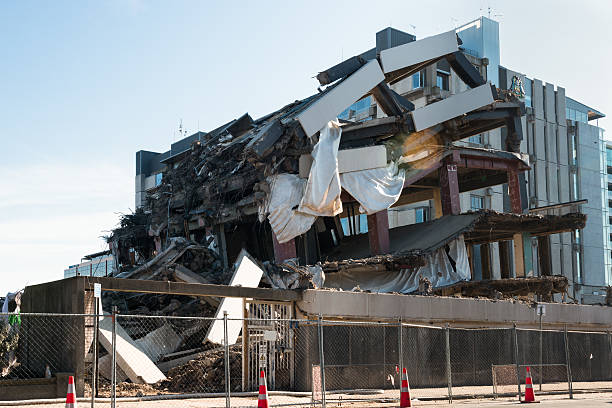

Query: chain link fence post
left=111, top=306, right=117, bottom=408
left=608, top=329, right=612, bottom=381
left=513, top=323, right=521, bottom=402
left=223, top=311, right=230, bottom=408
left=317, top=314, right=326, bottom=408
left=564, top=325, right=573, bottom=399
left=445, top=323, right=452, bottom=404
left=398, top=317, right=403, bottom=384
left=539, top=312, right=543, bottom=391
left=91, top=300, right=98, bottom=408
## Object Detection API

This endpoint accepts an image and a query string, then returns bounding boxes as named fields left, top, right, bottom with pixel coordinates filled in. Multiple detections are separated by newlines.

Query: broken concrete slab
left=379, top=30, right=458, bottom=74
left=98, top=316, right=166, bottom=384
left=134, top=323, right=182, bottom=363
left=297, top=60, right=385, bottom=137
left=205, top=250, right=264, bottom=345
left=98, top=354, right=128, bottom=382
left=172, top=264, right=220, bottom=307
left=299, top=145, right=387, bottom=178
left=338, top=145, right=387, bottom=174
left=410, top=83, right=495, bottom=131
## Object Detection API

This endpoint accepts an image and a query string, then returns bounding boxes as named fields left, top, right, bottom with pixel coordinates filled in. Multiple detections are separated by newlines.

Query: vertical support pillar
left=367, top=209, right=390, bottom=255
left=272, top=233, right=297, bottom=263
left=508, top=166, right=522, bottom=214
left=445, top=324, right=453, bottom=403
left=564, top=325, right=574, bottom=399
left=439, top=162, right=461, bottom=215
left=432, top=188, right=443, bottom=219
left=513, top=233, right=525, bottom=278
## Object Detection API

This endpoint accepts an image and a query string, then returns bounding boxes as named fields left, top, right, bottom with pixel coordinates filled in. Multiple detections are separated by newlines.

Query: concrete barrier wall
left=298, top=290, right=612, bottom=331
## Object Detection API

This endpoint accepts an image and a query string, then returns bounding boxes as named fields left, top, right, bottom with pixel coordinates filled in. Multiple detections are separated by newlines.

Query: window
left=412, top=72, right=423, bottom=89
left=415, top=207, right=429, bottom=223
left=566, top=107, right=588, bottom=124
left=470, top=194, right=484, bottom=210
left=436, top=70, right=449, bottom=91
left=524, top=77, right=532, bottom=108
left=338, top=96, right=373, bottom=121
left=469, top=134, right=483, bottom=145
left=340, top=213, right=368, bottom=236
left=155, top=172, right=163, bottom=186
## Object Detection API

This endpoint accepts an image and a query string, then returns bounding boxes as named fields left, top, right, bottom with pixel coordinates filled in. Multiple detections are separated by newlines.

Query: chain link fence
left=1, top=312, right=612, bottom=407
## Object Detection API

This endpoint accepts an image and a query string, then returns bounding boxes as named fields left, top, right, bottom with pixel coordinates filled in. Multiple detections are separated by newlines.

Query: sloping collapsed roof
left=323, top=210, right=586, bottom=262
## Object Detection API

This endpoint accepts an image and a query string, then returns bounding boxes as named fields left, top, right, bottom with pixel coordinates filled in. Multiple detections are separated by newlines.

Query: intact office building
left=134, top=17, right=607, bottom=303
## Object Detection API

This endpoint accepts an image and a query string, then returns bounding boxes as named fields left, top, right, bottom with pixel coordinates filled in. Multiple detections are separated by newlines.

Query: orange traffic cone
left=521, top=366, right=538, bottom=403
left=65, top=375, right=77, bottom=408
left=400, top=367, right=411, bottom=407
left=258, top=369, right=269, bottom=408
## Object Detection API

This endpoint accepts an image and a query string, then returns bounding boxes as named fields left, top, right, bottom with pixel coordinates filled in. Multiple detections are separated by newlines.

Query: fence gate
left=243, top=300, right=294, bottom=391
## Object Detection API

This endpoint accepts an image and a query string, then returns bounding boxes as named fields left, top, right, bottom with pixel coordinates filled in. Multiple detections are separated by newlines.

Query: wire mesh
left=3, top=312, right=612, bottom=407
left=566, top=330, right=612, bottom=393
left=450, top=328, right=515, bottom=398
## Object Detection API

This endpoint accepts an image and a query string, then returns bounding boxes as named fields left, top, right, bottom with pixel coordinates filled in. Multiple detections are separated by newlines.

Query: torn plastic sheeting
left=264, top=173, right=316, bottom=244
left=339, top=162, right=405, bottom=215
left=298, top=120, right=343, bottom=217
left=324, top=236, right=470, bottom=293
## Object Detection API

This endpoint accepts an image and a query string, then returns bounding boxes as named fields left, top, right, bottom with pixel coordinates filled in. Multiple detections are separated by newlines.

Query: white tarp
left=340, top=162, right=406, bottom=215
left=264, top=173, right=316, bottom=244
left=205, top=250, right=264, bottom=345
left=324, top=236, right=470, bottom=293
left=299, top=120, right=343, bottom=217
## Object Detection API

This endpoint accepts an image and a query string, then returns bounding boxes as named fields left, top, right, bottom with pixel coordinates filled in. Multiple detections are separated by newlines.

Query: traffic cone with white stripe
left=521, top=366, right=538, bottom=403
left=400, top=367, right=411, bottom=407
left=65, top=375, right=77, bottom=408
left=258, top=369, right=269, bottom=408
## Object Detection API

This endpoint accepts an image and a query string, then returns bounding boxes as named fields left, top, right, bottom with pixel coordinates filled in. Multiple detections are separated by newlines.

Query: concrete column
left=272, top=233, right=297, bottom=263
left=432, top=188, right=443, bottom=219
left=440, top=162, right=460, bottom=215
left=513, top=233, right=525, bottom=277
left=507, top=166, right=522, bottom=214
left=367, top=209, right=390, bottom=255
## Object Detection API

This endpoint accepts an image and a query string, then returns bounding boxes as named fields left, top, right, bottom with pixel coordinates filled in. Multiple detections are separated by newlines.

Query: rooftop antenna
left=178, top=119, right=187, bottom=139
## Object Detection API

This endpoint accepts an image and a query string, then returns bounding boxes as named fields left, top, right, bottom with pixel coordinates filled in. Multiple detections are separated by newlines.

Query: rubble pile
left=433, top=276, right=569, bottom=301
left=162, top=344, right=242, bottom=393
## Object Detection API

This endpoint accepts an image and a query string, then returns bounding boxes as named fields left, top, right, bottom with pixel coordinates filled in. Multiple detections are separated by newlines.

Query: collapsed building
left=114, top=28, right=586, bottom=302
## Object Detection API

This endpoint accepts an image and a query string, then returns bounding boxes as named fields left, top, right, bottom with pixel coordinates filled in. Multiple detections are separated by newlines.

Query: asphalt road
left=448, top=394, right=612, bottom=407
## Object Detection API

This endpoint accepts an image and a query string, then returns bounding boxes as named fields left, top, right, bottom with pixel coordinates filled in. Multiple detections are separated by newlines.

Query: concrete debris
left=205, top=250, right=263, bottom=345
left=161, top=343, right=242, bottom=393
left=432, top=276, right=569, bottom=301
left=263, top=261, right=325, bottom=289
left=98, top=316, right=167, bottom=384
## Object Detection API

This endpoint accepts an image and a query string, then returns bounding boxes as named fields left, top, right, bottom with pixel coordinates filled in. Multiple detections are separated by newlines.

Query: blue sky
left=0, top=0, right=610, bottom=294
